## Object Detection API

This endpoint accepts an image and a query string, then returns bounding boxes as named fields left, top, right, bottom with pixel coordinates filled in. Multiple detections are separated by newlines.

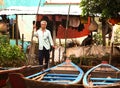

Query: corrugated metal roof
left=0, top=4, right=82, bottom=15
left=46, top=0, right=80, bottom=3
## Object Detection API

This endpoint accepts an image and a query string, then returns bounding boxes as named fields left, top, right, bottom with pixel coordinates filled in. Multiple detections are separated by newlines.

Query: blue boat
left=26, top=60, right=84, bottom=85
left=83, top=61, right=120, bottom=88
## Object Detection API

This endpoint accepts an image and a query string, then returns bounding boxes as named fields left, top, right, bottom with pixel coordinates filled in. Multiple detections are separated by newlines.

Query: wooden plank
left=41, top=80, right=71, bottom=84
left=46, top=73, right=78, bottom=77
left=93, top=82, right=113, bottom=85
left=90, top=77, right=120, bottom=81
left=49, top=70, right=79, bottom=74
left=43, top=76, right=76, bottom=80
left=91, top=71, right=118, bottom=78
left=94, top=67, right=116, bottom=72
left=51, top=67, right=77, bottom=71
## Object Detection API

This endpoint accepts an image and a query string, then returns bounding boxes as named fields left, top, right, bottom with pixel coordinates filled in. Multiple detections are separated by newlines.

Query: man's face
left=41, top=22, right=47, bottom=29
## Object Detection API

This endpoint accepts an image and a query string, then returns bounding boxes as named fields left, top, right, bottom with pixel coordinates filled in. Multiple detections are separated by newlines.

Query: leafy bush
left=0, top=34, right=9, bottom=43
left=0, top=43, right=26, bottom=67
left=93, top=33, right=103, bottom=45
left=69, top=55, right=80, bottom=65
left=114, top=27, right=120, bottom=44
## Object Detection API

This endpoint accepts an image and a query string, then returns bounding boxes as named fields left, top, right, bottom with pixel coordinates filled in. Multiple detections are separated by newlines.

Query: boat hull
left=0, top=65, right=44, bottom=87
left=83, top=63, right=120, bottom=88
left=26, top=61, right=84, bottom=85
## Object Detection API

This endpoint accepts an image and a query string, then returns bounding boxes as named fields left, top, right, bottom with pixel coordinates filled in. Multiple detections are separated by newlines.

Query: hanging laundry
left=89, top=20, right=98, bottom=31
left=69, top=16, right=80, bottom=28
left=78, top=23, right=84, bottom=32
left=55, top=15, right=62, bottom=22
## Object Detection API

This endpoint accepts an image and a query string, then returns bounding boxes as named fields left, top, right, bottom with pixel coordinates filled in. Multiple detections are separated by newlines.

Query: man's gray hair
left=41, top=20, right=47, bottom=25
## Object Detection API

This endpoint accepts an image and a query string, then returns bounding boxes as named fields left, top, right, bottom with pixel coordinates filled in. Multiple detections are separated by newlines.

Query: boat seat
left=90, top=77, right=120, bottom=81
left=93, top=82, right=113, bottom=85
left=91, top=71, right=119, bottom=78
left=46, top=73, right=78, bottom=77
left=49, top=70, right=79, bottom=74
left=43, top=76, right=76, bottom=80
left=41, top=80, right=71, bottom=84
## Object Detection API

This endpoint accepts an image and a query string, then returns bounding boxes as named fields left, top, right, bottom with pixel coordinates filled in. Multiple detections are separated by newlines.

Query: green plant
left=0, top=34, right=9, bottom=43
left=80, top=0, right=120, bottom=18
left=0, top=43, right=26, bottom=67
left=93, top=33, right=103, bottom=45
left=101, top=53, right=110, bottom=61
left=114, top=29, right=120, bottom=44
left=81, top=56, right=99, bottom=66
left=69, top=55, right=80, bottom=65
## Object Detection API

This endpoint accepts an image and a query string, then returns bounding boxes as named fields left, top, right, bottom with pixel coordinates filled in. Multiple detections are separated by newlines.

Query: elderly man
left=34, top=20, right=54, bottom=68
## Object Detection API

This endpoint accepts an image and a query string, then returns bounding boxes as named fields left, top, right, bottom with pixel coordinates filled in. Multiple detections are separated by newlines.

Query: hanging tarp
left=18, top=15, right=36, bottom=41
left=56, top=24, right=90, bottom=38
left=56, top=17, right=90, bottom=38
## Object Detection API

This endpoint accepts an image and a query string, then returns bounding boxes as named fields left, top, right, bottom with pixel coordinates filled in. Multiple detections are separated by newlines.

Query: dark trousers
left=38, top=47, right=50, bottom=68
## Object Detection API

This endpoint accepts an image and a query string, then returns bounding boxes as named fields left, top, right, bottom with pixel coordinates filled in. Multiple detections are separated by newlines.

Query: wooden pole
left=12, top=23, right=14, bottom=39
left=22, top=34, right=24, bottom=52
left=109, top=43, right=113, bottom=64
left=16, top=15, right=18, bottom=45
left=28, top=0, right=42, bottom=65
left=59, top=39, right=61, bottom=63
left=51, top=16, right=56, bottom=66
left=102, top=19, right=106, bottom=46
left=64, top=3, right=71, bottom=61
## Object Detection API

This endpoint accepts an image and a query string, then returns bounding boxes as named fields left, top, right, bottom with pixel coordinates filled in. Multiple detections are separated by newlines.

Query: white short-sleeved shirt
left=34, top=28, right=53, bottom=50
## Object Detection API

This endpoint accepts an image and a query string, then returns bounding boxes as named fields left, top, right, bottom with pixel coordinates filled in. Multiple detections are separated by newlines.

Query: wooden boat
left=83, top=61, right=120, bottom=88
left=26, top=60, right=84, bottom=85
left=7, top=73, right=84, bottom=88
left=0, top=65, right=44, bottom=87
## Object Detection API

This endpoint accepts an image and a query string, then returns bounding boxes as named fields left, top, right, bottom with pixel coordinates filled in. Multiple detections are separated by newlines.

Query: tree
left=80, top=0, right=120, bottom=46
left=80, top=0, right=120, bottom=18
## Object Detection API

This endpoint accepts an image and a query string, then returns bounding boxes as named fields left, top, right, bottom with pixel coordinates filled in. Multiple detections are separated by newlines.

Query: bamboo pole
left=21, top=34, right=24, bottom=52
left=15, top=15, right=18, bottom=45
left=28, top=0, right=42, bottom=65
left=109, top=43, right=113, bottom=64
left=64, top=3, right=71, bottom=61
left=50, top=16, right=56, bottom=66
left=12, top=23, right=14, bottom=39
left=58, top=39, right=61, bottom=63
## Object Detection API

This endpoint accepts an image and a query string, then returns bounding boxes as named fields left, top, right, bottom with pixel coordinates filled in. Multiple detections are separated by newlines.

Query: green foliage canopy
left=80, top=0, right=120, bottom=18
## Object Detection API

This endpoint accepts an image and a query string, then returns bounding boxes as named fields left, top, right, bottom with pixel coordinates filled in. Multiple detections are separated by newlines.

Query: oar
left=37, top=73, right=47, bottom=81
left=32, top=73, right=47, bottom=80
